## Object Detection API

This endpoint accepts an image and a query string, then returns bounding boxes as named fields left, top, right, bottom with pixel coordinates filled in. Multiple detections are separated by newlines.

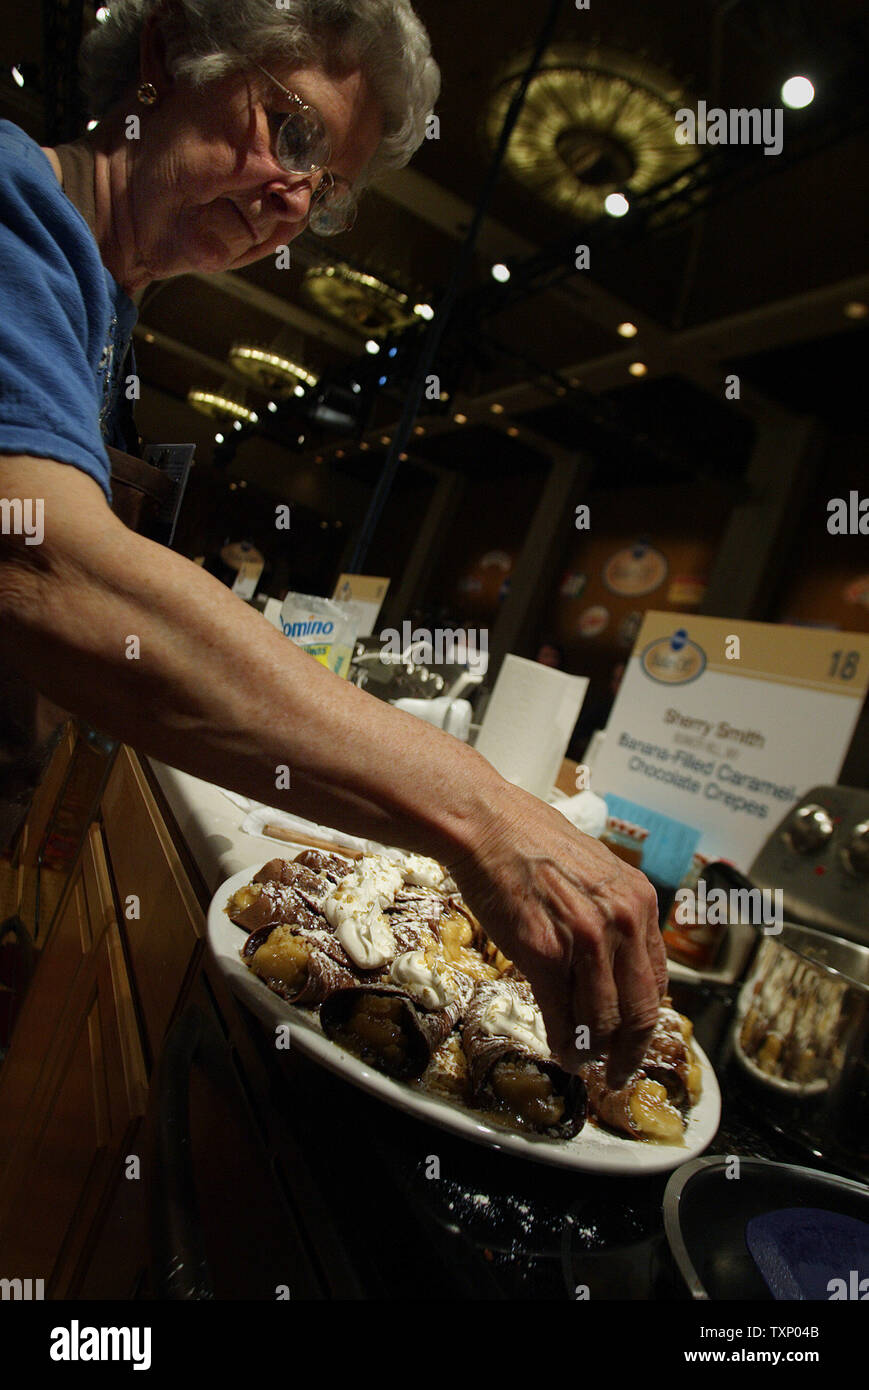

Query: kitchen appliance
left=748, top=785, right=869, bottom=949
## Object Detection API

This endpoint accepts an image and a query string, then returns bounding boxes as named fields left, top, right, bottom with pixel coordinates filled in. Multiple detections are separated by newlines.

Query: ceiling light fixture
left=302, top=264, right=418, bottom=337
left=629, top=361, right=648, bottom=377
left=617, top=321, right=638, bottom=337
left=491, top=263, right=511, bottom=283
left=486, top=43, right=700, bottom=224
left=605, top=192, right=629, bottom=217
left=188, top=390, right=258, bottom=423
left=229, top=345, right=317, bottom=393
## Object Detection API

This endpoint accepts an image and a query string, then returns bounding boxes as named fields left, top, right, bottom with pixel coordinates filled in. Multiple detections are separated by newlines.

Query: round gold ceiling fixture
left=485, top=44, right=700, bottom=222
left=187, top=390, right=258, bottom=423
left=228, top=345, right=318, bottom=394
left=301, top=264, right=420, bottom=337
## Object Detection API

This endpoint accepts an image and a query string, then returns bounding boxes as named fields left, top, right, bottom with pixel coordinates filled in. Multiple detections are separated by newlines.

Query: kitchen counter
left=146, top=760, right=282, bottom=891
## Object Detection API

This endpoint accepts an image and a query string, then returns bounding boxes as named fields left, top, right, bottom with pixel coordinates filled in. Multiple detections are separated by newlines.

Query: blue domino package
left=745, top=1208, right=869, bottom=1300
left=603, top=794, right=701, bottom=887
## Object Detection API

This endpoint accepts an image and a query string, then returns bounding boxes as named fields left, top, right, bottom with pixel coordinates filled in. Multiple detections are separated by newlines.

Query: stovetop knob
left=784, top=803, right=834, bottom=853
left=840, top=820, right=869, bottom=877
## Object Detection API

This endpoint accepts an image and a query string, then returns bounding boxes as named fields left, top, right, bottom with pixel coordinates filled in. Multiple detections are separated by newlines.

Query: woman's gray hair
left=80, top=0, right=439, bottom=178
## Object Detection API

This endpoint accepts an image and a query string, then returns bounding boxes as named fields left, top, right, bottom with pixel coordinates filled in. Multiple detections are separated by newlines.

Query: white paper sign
left=592, top=612, right=869, bottom=867
left=474, top=654, right=588, bottom=800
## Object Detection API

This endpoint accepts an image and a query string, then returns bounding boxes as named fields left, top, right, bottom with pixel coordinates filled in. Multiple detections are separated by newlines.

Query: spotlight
left=605, top=193, right=629, bottom=217
left=781, top=76, right=814, bottom=109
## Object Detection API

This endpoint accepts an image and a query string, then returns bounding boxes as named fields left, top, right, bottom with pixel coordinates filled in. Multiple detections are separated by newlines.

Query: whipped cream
left=389, top=950, right=459, bottom=1010
left=323, top=855, right=404, bottom=969
left=401, top=853, right=448, bottom=890
left=480, top=989, right=550, bottom=1058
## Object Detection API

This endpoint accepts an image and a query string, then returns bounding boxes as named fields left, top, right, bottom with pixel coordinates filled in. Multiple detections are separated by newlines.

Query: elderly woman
left=0, top=0, right=666, bottom=1082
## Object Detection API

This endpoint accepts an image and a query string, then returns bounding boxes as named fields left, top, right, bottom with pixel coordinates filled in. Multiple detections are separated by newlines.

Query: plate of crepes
left=207, top=845, right=721, bottom=1173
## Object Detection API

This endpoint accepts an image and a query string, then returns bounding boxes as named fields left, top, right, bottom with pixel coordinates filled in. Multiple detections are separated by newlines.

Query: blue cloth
left=0, top=120, right=138, bottom=502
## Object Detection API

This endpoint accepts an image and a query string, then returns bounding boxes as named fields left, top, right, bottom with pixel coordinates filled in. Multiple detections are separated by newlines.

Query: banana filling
left=333, top=995, right=410, bottom=1072
left=627, top=1078, right=684, bottom=1142
left=490, top=1059, right=566, bottom=1129
left=249, top=926, right=312, bottom=991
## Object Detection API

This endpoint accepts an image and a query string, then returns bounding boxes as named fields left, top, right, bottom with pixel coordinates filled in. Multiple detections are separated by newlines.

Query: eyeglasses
left=254, top=63, right=357, bottom=236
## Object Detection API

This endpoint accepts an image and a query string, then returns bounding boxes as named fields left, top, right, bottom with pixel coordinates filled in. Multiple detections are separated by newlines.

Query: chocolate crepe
left=229, top=880, right=323, bottom=934
left=319, top=968, right=474, bottom=1080
left=461, top=980, right=586, bottom=1138
left=242, top=921, right=359, bottom=1007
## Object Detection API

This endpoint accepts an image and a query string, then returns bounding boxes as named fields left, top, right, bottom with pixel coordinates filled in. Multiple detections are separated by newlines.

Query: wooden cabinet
left=101, top=747, right=204, bottom=1063
left=0, top=824, right=147, bottom=1293
left=0, top=743, right=204, bottom=1296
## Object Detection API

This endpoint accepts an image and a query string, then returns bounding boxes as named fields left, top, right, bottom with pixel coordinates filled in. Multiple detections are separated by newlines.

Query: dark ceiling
left=1, top=0, right=867, bottom=518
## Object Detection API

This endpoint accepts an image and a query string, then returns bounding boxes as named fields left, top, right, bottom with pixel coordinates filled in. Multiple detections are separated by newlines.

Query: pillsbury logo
left=640, top=628, right=706, bottom=685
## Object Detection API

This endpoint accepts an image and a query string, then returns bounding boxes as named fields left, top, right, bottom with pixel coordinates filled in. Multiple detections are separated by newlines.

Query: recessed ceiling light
left=605, top=193, right=629, bottom=217
left=781, top=75, right=815, bottom=109
left=629, top=361, right=648, bottom=377
left=617, top=322, right=638, bottom=338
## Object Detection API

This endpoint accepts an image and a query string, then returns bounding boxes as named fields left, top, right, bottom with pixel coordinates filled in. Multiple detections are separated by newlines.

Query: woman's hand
left=448, top=789, right=669, bottom=1088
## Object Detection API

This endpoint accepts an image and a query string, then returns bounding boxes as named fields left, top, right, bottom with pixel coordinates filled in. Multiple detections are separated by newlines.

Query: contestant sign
left=592, top=612, right=869, bottom=867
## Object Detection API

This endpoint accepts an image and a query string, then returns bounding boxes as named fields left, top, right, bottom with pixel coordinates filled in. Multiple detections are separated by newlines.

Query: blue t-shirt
left=0, top=120, right=138, bottom=502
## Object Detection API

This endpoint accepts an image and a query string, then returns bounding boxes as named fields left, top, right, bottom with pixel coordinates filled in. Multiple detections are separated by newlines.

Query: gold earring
left=137, top=82, right=158, bottom=106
